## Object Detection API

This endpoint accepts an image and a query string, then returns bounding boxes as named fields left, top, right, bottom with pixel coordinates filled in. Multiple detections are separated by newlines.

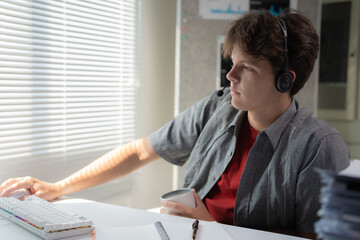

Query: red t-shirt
left=203, top=117, right=259, bottom=224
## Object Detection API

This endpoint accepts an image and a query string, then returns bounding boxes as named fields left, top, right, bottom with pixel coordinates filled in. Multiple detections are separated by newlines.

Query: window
left=318, top=0, right=359, bottom=120
left=317, top=0, right=360, bottom=159
left=0, top=0, right=140, bottom=194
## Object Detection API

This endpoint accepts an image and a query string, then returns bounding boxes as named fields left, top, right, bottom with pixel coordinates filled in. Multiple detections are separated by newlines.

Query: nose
left=226, top=67, right=238, bottom=83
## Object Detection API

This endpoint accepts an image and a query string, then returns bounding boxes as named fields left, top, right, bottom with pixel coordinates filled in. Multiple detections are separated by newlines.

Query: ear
left=289, top=70, right=296, bottom=82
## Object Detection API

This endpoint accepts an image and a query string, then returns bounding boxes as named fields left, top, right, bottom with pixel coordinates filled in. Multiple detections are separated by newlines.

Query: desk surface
left=1, top=198, right=309, bottom=240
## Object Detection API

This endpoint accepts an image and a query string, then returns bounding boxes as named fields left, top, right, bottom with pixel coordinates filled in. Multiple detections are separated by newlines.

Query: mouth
left=230, top=88, right=240, bottom=95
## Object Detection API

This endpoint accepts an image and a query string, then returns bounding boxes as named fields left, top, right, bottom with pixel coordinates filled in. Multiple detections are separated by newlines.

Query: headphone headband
left=275, top=18, right=293, bottom=93
left=277, top=18, right=288, bottom=68
left=277, top=18, right=287, bottom=38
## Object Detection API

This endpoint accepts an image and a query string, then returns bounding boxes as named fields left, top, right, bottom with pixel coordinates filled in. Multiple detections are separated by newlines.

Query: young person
left=0, top=9, right=350, bottom=237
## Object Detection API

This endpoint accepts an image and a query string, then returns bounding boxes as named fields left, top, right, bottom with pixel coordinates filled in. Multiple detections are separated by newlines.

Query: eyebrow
left=230, top=54, right=256, bottom=64
left=232, top=59, right=258, bottom=66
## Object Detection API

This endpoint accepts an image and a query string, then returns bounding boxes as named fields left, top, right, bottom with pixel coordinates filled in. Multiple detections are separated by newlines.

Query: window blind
left=0, top=0, right=140, bottom=181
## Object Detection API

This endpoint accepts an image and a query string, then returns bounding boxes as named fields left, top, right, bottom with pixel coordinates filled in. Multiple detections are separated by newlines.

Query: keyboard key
left=0, top=195, right=94, bottom=239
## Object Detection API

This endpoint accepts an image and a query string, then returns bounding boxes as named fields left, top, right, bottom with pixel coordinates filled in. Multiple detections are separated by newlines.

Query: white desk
left=1, top=198, right=309, bottom=240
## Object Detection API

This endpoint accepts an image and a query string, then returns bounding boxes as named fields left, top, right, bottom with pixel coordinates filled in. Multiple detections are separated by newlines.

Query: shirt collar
left=226, top=110, right=246, bottom=135
left=263, top=98, right=298, bottom=150
left=225, top=98, right=298, bottom=149
left=224, top=93, right=243, bottom=135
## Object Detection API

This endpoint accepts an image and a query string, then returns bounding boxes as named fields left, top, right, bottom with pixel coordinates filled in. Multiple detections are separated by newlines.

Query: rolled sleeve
left=150, top=91, right=229, bottom=166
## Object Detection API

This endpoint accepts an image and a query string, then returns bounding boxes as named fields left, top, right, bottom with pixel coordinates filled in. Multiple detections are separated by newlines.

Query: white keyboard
left=0, top=195, right=94, bottom=240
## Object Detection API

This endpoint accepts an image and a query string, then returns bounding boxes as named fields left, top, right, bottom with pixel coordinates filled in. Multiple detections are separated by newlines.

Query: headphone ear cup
left=276, top=72, right=293, bottom=93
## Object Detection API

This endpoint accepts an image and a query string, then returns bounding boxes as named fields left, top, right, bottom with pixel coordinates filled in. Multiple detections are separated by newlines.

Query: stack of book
left=315, top=160, right=360, bottom=240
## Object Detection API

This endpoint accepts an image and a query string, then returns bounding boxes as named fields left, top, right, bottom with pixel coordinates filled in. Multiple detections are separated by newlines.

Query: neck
left=247, top=96, right=292, bottom=131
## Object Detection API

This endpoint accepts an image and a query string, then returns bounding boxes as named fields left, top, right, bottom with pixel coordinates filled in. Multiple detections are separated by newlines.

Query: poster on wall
left=199, top=0, right=292, bottom=20
left=250, top=0, right=289, bottom=16
left=198, top=0, right=250, bottom=20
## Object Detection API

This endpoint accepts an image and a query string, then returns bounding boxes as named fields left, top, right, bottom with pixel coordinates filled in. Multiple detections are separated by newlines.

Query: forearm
left=55, top=137, right=159, bottom=197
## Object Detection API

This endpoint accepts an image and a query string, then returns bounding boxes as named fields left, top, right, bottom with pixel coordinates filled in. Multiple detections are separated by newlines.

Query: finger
left=160, top=200, right=181, bottom=212
left=160, top=206, right=181, bottom=216
left=0, top=177, right=24, bottom=191
left=161, top=200, right=193, bottom=216
left=160, top=206, right=172, bottom=214
left=160, top=206, right=165, bottom=214
left=0, top=178, right=35, bottom=197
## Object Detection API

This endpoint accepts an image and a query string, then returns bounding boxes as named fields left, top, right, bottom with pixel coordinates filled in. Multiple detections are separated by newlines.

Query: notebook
left=94, top=220, right=233, bottom=240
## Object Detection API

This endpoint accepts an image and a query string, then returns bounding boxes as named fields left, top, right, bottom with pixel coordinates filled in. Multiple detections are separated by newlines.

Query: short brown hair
left=223, top=9, right=319, bottom=96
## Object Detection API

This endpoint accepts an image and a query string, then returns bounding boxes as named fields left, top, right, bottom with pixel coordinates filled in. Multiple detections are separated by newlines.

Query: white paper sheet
left=339, top=159, right=360, bottom=178
left=94, top=220, right=233, bottom=240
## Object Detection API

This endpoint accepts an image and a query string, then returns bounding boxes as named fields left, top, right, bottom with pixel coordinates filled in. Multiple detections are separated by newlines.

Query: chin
left=231, top=99, right=246, bottom=111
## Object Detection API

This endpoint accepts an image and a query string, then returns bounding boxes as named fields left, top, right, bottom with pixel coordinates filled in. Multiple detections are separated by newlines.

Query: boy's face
left=227, top=46, right=282, bottom=112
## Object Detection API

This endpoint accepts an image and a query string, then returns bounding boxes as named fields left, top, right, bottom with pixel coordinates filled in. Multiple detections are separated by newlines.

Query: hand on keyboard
left=0, top=195, right=94, bottom=240
left=0, top=176, right=61, bottom=201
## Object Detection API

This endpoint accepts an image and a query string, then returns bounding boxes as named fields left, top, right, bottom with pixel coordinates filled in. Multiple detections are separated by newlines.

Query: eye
left=243, top=66, right=253, bottom=71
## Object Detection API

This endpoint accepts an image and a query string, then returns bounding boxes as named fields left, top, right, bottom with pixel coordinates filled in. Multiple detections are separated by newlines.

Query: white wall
left=134, top=0, right=177, bottom=210
left=68, top=0, right=177, bottom=210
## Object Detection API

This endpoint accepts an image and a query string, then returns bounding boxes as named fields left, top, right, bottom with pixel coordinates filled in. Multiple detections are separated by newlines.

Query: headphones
left=275, top=18, right=293, bottom=93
